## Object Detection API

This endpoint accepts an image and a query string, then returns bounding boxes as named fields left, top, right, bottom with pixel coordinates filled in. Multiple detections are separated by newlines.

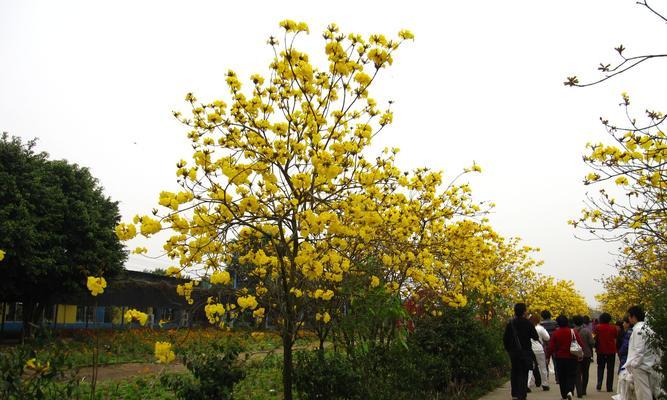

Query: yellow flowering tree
left=117, top=21, right=419, bottom=399
left=434, top=220, right=544, bottom=322
left=519, top=273, right=589, bottom=317
left=570, top=94, right=666, bottom=317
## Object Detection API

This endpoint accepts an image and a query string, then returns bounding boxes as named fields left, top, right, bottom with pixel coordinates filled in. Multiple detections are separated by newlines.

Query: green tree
left=0, top=133, right=126, bottom=338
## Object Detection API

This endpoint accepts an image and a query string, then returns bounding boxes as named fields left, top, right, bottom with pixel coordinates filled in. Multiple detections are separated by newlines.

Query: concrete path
left=480, top=371, right=616, bottom=400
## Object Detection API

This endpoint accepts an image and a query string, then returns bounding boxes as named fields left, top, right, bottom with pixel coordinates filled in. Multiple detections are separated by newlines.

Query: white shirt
left=531, top=324, right=550, bottom=353
left=623, top=321, right=660, bottom=372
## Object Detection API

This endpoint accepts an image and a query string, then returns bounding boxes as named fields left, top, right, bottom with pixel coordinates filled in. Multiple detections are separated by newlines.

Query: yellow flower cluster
left=315, top=312, right=331, bottom=323
left=124, top=309, right=148, bottom=326
left=312, top=289, right=334, bottom=300
left=204, top=302, right=230, bottom=325
left=210, top=270, right=231, bottom=285
left=154, top=341, right=175, bottom=364
left=24, top=358, right=50, bottom=374
left=158, top=191, right=194, bottom=211
left=86, top=276, right=107, bottom=296
left=237, top=295, right=258, bottom=310
left=176, top=281, right=195, bottom=304
left=0, top=249, right=5, bottom=261
left=253, top=307, right=265, bottom=319
left=115, top=223, right=136, bottom=240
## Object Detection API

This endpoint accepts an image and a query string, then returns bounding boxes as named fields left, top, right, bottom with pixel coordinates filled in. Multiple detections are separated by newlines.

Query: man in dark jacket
left=504, top=303, right=539, bottom=400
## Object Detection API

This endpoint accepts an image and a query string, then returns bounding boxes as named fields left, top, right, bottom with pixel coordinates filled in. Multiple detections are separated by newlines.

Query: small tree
left=117, top=21, right=420, bottom=399
left=0, top=133, right=126, bottom=338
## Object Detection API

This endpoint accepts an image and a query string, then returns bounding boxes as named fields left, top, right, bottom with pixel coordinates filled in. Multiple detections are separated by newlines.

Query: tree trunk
left=21, top=300, right=36, bottom=342
left=282, top=330, right=293, bottom=400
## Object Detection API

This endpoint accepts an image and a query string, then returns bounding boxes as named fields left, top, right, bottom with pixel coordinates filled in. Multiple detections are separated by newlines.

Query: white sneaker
left=567, top=392, right=573, bottom=400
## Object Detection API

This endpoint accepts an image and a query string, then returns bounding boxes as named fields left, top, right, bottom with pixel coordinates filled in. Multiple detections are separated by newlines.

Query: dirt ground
left=77, top=362, right=187, bottom=382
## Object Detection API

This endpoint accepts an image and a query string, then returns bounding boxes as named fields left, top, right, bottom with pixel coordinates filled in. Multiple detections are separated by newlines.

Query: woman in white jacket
left=528, top=315, right=551, bottom=391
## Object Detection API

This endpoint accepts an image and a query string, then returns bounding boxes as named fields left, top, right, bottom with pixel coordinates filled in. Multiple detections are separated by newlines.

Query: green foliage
left=297, top=306, right=508, bottom=400
left=334, top=281, right=410, bottom=354
left=162, top=340, right=245, bottom=400
left=294, top=350, right=363, bottom=400
left=79, top=376, right=177, bottom=400
left=0, top=133, right=126, bottom=332
left=0, top=344, right=81, bottom=400
left=648, top=285, right=667, bottom=396
left=409, top=307, right=508, bottom=384
left=232, top=354, right=283, bottom=400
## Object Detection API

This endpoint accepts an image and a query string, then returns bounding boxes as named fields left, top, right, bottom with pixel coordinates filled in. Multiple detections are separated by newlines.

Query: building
left=0, top=270, right=213, bottom=335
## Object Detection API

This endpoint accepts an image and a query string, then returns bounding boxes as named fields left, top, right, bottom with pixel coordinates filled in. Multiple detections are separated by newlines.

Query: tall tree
left=0, top=133, right=126, bottom=337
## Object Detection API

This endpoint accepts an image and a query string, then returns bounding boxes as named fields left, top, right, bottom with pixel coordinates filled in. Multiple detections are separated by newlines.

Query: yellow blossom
left=124, top=309, right=148, bottom=326
left=237, top=295, right=258, bottom=310
left=210, top=270, right=231, bottom=285
left=115, top=223, right=137, bottom=241
left=86, top=276, right=107, bottom=296
left=155, top=341, right=175, bottom=364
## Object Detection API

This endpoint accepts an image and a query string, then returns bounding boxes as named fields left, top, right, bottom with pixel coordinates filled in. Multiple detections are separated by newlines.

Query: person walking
left=573, top=315, right=595, bottom=397
left=548, top=315, right=584, bottom=400
left=594, top=312, right=618, bottom=392
left=504, top=303, right=539, bottom=400
left=616, top=315, right=634, bottom=400
left=623, top=306, right=661, bottom=400
left=541, top=310, right=559, bottom=384
left=528, top=315, right=550, bottom=391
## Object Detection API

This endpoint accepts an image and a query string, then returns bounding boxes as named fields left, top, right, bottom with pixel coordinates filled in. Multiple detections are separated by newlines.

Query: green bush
left=162, top=340, right=245, bottom=400
left=294, top=350, right=363, bottom=400
left=409, top=307, right=509, bottom=384
left=296, top=307, right=508, bottom=400
left=647, top=285, right=667, bottom=396
left=0, top=345, right=81, bottom=400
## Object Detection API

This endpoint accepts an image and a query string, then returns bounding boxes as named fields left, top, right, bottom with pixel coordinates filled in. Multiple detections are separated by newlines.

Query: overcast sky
left=2, top=0, right=665, bottom=305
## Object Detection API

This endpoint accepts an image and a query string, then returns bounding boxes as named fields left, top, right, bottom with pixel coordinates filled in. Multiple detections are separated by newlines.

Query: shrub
left=162, top=340, right=245, bottom=400
left=0, top=345, right=81, bottom=400
left=647, top=285, right=667, bottom=396
left=294, top=350, right=362, bottom=400
left=409, top=307, right=509, bottom=385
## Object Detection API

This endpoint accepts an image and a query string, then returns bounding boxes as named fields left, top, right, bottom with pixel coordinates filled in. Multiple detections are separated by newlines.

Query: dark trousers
left=510, top=355, right=529, bottom=400
left=596, top=353, right=615, bottom=391
left=555, top=357, right=577, bottom=399
left=576, top=357, right=592, bottom=397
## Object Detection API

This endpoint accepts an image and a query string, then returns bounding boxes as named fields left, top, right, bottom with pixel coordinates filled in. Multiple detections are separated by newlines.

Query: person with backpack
left=504, top=303, right=540, bottom=400
left=547, top=315, right=585, bottom=400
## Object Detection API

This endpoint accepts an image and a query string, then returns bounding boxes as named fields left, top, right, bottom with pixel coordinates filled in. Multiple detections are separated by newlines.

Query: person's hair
left=599, top=312, right=612, bottom=323
left=627, top=306, right=645, bottom=322
left=514, top=303, right=527, bottom=317
left=541, top=310, right=551, bottom=320
left=583, top=315, right=590, bottom=324
left=529, top=315, right=540, bottom=325
left=623, top=315, right=630, bottom=324
left=556, top=315, right=569, bottom=327
left=572, top=315, right=584, bottom=326
left=616, top=320, right=623, bottom=327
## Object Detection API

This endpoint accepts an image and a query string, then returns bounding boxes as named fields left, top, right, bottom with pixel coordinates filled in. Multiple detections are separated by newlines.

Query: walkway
left=480, top=372, right=616, bottom=400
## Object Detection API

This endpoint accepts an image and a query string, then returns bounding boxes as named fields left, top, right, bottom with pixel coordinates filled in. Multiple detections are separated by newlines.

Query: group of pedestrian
left=503, top=304, right=662, bottom=400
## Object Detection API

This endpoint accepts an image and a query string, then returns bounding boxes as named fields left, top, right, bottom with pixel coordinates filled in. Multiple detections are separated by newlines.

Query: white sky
left=2, top=0, right=665, bottom=306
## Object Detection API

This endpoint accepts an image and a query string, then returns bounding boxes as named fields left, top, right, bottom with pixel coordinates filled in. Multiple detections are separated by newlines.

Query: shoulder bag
left=570, top=329, right=584, bottom=358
